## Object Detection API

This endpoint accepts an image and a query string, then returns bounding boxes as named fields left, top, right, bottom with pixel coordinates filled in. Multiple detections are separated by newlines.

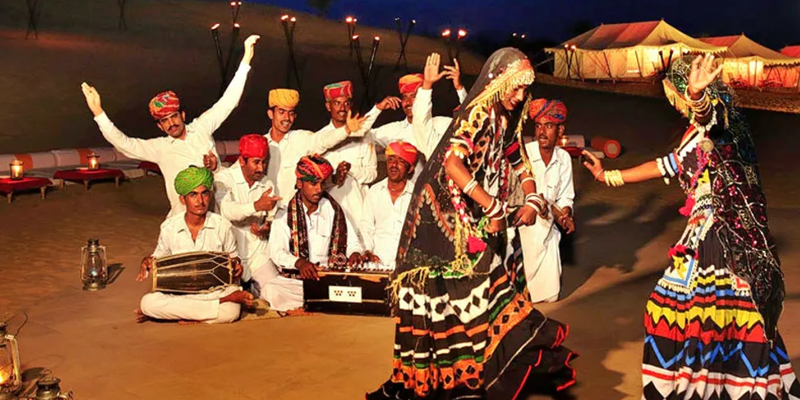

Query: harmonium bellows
left=286, top=263, right=393, bottom=316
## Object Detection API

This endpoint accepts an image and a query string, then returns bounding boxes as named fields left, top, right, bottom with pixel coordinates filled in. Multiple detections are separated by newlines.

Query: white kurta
left=410, top=88, right=462, bottom=159
left=141, top=212, right=243, bottom=323
left=267, top=197, right=364, bottom=309
left=213, top=162, right=276, bottom=281
left=517, top=143, right=575, bottom=303
left=316, top=107, right=380, bottom=230
left=265, top=126, right=349, bottom=203
left=93, top=62, right=252, bottom=218
left=359, top=178, right=413, bottom=269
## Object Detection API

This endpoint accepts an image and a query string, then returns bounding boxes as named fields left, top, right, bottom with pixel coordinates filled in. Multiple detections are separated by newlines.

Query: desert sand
left=1, top=1, right=800, bottom=399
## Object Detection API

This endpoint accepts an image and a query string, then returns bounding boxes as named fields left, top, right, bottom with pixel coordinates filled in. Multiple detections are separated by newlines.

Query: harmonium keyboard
left=284, top=262, right=393, bottom=316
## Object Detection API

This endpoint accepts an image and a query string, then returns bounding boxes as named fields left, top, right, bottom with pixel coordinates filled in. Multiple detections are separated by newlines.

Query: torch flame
left=374, top=36, right=380, bottom=41
left=211, top=23, right=220, bottom=30
left=442, top=29, right=451, bottom=37
left=290, top=17, right=296, bottom=22
left=230, top=1, right=236, bottom=6
left=346, top=16, right=353, bottom=23
left=570, top=44, right=576, bottom=50
left=281, top=14, right=289, bottom=21
left=411, top=19, right=416, bottom=24
left=457, top=29, right=466, bottom=38
left=234, top=23, right=240, bottom=29
left=352, top=34, right=359, bottom=40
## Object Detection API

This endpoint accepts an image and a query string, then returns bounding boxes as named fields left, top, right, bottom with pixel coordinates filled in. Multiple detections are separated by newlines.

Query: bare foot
left=221, top=290, right=255, bottom=308
left=283, top=308, right=317, bottom=317
left=134, top=308, right=150, bottom=323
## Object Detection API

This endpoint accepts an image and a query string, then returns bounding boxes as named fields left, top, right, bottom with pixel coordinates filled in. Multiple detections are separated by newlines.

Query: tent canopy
left=781, top=45, right=800, bottom=58
left=700, top=34, right=800, bottom=66
left=545, top=20, right=726, bottom=53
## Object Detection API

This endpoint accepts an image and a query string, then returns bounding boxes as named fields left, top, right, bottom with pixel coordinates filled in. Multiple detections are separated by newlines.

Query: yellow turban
left=268, top=89, right=300, bottom=109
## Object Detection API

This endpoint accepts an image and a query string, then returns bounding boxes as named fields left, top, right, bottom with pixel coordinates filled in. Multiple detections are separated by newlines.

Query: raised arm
left=192, top=35, right=260, bottom=135
left=81, top=83, right=163, bottom=162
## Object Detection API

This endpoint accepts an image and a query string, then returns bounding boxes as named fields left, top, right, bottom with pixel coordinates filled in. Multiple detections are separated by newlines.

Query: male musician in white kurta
left=268, top=155, right=364, bottom=291
left=360, top=142, right=418, bottom=269
left=518, top=99, right=576, bottom=303
left=315, top=80, right=396, bottom=228
left=136, top=167, right=254, bottom=324
left=80, top=35, right=261, bottom=218
left=264, top=88, right=367, bottom=202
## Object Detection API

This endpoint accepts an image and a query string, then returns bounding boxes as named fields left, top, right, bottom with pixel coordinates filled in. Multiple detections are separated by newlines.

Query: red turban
left=149, top=90, right=181, bottom=120
left=398, top=74, right=424, bottom=95
left=385, top=141, right=418, bottom=166
left=323, top=81, right=353, bottom=102
left=296, top=154, right=333, bottom=182
left=528, top=98, right=568, bottom=124
left=239, top=134, right=268, bottom=159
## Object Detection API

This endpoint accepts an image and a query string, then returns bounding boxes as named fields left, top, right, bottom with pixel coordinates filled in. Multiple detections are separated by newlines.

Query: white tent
left=545, top=20, right=726, bottom=81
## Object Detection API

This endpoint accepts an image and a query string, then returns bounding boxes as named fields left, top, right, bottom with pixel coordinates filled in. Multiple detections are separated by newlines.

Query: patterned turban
left=295, top=154, right=333, bottom=183
left=269, top=89, right=300, bottom=109
left=149, top=91, right=181, bottom=120
left=174, top=166, right=214, bottom=196
left=238, top=134, right=268, bottom=159
left=385, top=141, right=418, bottom=166
left=323, top=81, right=353, bottom=102
left=528, top=98, right=568, bottom=124
left=398, top=74, right=424, bottom=95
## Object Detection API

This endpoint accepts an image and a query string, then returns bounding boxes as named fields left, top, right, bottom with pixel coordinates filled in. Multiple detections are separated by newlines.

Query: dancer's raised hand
left=422, top=53, right=448, bottom=90
left=687, top=54, right=722, bottom=99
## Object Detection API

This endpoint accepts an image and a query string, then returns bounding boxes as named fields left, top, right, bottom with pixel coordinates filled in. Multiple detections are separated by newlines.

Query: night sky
left=253, top=0, right=800, bottom=49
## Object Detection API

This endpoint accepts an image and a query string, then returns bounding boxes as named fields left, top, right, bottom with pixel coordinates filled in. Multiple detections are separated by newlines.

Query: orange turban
left=149, top=91, right=181, bottom=120
left=528, top=99, right=568, bottom=124
left=239, top=134, right=268, bottom=159
left=385, top=141, right=418, bottom=166
left=323, top=81, right=353, bottom=101
left=398, top=74, right=424, bottom=95
left=296, top=154, right=333, bottom=182
left=269, top=89, right=300, bottom=108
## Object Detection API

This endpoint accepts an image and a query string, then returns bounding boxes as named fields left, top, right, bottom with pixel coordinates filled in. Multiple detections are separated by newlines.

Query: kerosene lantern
left=80, top=238, right=108, bottom=291
left=9, top=160, right=23, bottom=181
left=0, top=323, right=22, bottom=400
left=86, top=154, right=99, bottom=171
left=32, top=376, right=73, bottom=400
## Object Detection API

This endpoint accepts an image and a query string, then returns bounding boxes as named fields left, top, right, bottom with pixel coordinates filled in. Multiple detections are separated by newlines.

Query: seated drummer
left=268, top=155, right=365, bottom=282
left=135, top=166, right=254, bottom=324
left=359, top=141, right=418, bottom=269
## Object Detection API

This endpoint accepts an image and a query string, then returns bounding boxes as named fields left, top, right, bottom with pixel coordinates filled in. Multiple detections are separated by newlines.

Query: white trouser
left=140, top=285, right=242, bottom=324
left=518, top=221, right=562, bottom=303
left=251, top=261, right=304, bottom=312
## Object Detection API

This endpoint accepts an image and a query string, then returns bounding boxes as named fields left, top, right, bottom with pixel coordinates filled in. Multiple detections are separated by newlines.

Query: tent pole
left=635, top=50, right=643, bottom=78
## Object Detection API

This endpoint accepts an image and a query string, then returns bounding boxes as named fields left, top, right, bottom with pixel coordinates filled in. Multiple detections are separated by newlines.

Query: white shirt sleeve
left=457, top=87, right=468, bottom=104
left=555, top=153, right=575, bottom=211
left=189, top=62, right=252, bottom=137
left=94, top=113, right=163, bottom=162
left=304, top=127, right=349, bottom=155
left=412, top=88, right=449, bottom=159
left=369, top=122, right=395, bottom=148
left=359, top=187, right=378, bottom=252
left=215, top=177, right=258, bottom=222
left=267, top=210, right=300, bottom=270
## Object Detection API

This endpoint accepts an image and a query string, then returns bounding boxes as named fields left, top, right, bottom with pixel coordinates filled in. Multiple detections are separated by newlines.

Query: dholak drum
left=152, top=251, right=234, bottom=294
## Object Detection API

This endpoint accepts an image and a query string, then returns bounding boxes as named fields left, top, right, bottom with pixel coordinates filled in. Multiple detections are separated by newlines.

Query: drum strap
left=287, top=192, right=349, bottom=267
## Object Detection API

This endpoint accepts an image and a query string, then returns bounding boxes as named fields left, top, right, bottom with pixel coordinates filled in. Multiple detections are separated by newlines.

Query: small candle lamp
left=87, top=153, right=100, bottom=170
left=0, top=323, right=22, bottom=399
left=9, top=160, right=23, bottom=180
left=559, top=136, right=569, bottom=147
left=80, top=238, right=108, bottom=291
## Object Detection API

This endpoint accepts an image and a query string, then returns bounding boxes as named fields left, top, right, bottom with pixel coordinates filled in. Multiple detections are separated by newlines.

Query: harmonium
left=284, top=262, right=393, bottom=316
